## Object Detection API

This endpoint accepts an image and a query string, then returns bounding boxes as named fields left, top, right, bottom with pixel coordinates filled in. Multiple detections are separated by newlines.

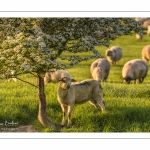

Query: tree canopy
left=0, top=18, right=145, bottom=79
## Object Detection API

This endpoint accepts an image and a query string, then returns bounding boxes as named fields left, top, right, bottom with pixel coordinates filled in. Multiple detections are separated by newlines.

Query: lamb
left=105, top=46, right=123, bottom=65
left=142, top=45, right=150, bottom=62
left=134, top=18, right=150, bottom=40
left=44, top=69, right=71, bottom=84
left=57, top=77, right=105, bottom=127
left=90, top=58, right=110, bottom=82
left=8, top=78, right=17, bottom=82
left=7, top=70, right=17, bottom=82
left=136, top=33, right=143, bottom=40
left=135, top=17, right=149, bottom=22
left=143, top=19, right=150, bottom=28
left=122, top=59, right=148, bottom=84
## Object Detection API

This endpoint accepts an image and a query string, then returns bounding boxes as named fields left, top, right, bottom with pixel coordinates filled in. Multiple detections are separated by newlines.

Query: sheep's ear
left=71, top=79, right=76, bottom=82
left=59, top=78, right=64, bottom=82
left=113, top=49, right=116, bottom=53
left=123, top=78, right=126, bottom=82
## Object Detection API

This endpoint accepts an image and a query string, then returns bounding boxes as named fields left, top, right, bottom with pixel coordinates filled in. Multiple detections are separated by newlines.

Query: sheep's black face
left=123, top=77, right=132, bottom=84
left=106, top=51, right=113, bottom=56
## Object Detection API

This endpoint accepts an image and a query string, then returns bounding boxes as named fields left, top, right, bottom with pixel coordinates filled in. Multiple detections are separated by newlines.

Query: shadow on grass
left=41, top=102, right=150, bottom=132
left=52, top=104, right=150, bottom=132
left=12, top=104, right=38, bottom=125
left=2, top=102, right=149, bottom=132
left=0, top=103, right=38, bottom=126
left=87, top=106, right=150, bottom=132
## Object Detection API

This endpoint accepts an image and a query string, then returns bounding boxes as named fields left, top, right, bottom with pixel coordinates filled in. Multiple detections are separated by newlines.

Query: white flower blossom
left=7, top=36, right=13, bottom=40
left=39, top=42, right=46, bottom=48
left=21, top=64, right=30, bottom=71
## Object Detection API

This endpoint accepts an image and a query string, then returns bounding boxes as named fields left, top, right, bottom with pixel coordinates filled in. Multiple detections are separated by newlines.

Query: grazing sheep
left=143, top=19, right=150, bottom=28
left=134, top=18, right=150, bottom=40
left=57, top=77, right=105, bottom=127
left=90, top=58, right=110, bottom=82
left=142, top=45, right=150, bottom=62
left=8, top=78, right=17, bottom=82
left=135, top=17, right=149, bottom=22
left=122, top=59, right=148, bottom=84
left=136, top=33, right=144, bottom=40
left=7, top=70, right=17, bottom=82
left=44, top=69, right=71, bottom=84
left=105, top=46, right=123, bottom=65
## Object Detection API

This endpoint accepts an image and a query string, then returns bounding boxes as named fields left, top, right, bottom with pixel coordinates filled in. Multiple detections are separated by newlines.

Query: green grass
left=1, top=33, right=150, bottom=132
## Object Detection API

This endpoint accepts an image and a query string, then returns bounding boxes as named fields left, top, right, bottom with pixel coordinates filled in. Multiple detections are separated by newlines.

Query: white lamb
left=134, top=18, right=150, bottom=40
left=122, top=59, right=148, bottom=84
left=136, top=33, right=144, bottom=40
left=7, top=70, right=17, bottom=82
left=105, top=46, right=123, bottom=65
left=90, top=58, right=110, bottom=82
left=44, top=69, right=71, bottom=84
left=57, top=77, right=105, bottom=127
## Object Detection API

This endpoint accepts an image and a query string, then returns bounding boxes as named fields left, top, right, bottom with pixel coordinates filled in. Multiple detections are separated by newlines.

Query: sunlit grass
left=1, top=34, right=150, bottom=132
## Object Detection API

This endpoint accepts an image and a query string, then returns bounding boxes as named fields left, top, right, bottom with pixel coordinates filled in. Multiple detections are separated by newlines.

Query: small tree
left=0, top=18, right=145, bottom=129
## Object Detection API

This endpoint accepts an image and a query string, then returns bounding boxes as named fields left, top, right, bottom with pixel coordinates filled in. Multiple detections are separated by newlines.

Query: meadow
left=1, top=33, right=150, bottom=132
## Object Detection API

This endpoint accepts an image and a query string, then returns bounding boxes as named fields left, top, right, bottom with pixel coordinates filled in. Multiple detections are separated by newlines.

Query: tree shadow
left=88, top=106, right=150, bottom=132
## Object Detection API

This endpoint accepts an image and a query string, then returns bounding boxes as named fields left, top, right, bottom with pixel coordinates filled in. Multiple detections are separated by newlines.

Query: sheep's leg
left=95, top=96, right=105, bottom=112
left=60, top=104, right=68, bottom=127
left=93, top=87, right=105, bottom=112
left=67, top=105, right=74, bottom=128
left=134, top=79, right=136, bottom=83
left=98, top=100, right=105, bottom=112
left=141, top=77, right=144, bottom=83
left=139, top=78, right=144, bottom=83
left=89, top=100, right=99, bottom=108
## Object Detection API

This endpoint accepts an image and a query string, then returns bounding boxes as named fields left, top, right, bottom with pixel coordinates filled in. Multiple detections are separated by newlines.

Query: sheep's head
left=92, top=67, right=103, bottom=82
left=123, top=77, right=132, bottom=84
left=106, top=50, right=114, bottom=57
left=44, top=70, right=55, bottom=84
left=44, top=72, right=51, bottom=84
left=59, top=77, right=76, bottom=90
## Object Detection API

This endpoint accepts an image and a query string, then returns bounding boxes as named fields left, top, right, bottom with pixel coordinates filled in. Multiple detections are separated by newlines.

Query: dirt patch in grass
left=0, top=125, right=38, bottom=132
left=17, top=125, right=38, bottom=132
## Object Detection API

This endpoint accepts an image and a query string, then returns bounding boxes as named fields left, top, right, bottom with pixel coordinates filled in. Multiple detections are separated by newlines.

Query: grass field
left=1, top=33, right=150, bottom=132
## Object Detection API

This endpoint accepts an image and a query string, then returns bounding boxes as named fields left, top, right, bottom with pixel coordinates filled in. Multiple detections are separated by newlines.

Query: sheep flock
left=44, top=42, right=150, bottom=127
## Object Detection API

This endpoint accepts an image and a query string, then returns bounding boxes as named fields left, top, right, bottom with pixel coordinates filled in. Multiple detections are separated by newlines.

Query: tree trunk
left=37, top=75, right=56, bottom=129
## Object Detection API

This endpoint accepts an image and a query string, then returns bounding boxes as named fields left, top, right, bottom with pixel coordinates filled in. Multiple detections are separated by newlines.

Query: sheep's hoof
left=60, top=123, right=65, bottom=127
left=67, top=124, right=72, bottom=128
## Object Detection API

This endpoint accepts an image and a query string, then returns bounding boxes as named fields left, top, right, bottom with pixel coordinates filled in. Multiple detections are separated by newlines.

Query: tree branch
left=30, top=72, right=37, bottom=77
left=16, top=77, right=38, bottom=88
